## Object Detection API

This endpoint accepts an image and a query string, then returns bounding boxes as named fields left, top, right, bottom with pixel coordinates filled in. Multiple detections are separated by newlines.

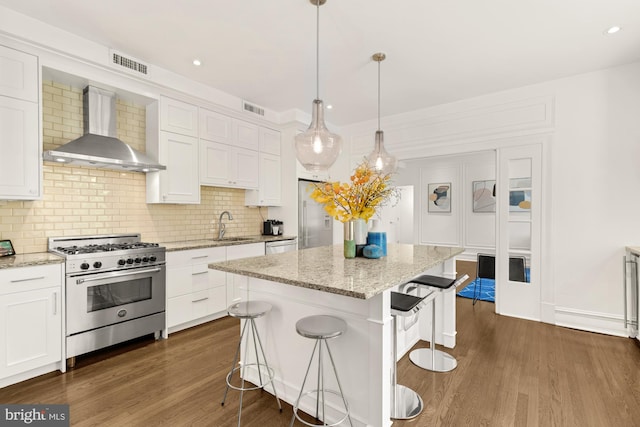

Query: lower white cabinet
left=225, top=243, right=265, bottom=306
left=0, top=264, right=63, bottom=387
left=166, top=243, right=266, bottom=333
left=166, top=247, right=226, bottom=332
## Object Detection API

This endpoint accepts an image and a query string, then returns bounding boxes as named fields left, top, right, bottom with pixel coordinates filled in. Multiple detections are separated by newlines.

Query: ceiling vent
left=109, top=49, right=150, bottom=77
left=242, top=100, right=265, bottom=117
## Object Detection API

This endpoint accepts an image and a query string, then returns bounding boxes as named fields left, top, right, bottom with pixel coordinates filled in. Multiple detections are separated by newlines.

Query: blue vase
left=366, top=219, right=387, bottom=257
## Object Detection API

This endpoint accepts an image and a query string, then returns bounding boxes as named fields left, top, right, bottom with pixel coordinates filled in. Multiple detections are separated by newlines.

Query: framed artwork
left=428, top=183, right=451, bottom=212
left=510, top=177, right=531, bottom=212
left=472, top=180, right=496, bottom=212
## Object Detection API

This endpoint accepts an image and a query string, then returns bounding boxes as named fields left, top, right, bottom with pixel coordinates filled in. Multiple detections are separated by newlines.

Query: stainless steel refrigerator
left=298, top=180, right=333, bottom=249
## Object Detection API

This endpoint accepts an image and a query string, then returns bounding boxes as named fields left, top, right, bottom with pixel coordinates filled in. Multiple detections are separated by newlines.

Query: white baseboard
left=554, top=306, right=629, bottom=337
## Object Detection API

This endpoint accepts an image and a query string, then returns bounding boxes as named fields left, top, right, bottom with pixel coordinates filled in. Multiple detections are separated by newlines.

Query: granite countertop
left=161, top=235, right=296, bottom=252
left=0, top=253, right=64, bottom=270
left=209, top=243, right=464, bottom=299
left=627, top=246, right=640, bottom=256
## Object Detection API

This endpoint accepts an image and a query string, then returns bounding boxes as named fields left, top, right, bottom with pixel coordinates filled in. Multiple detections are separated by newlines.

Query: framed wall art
left=472, top=180, right=496, bottom=212
left=428, top=182, right=451, bottom=212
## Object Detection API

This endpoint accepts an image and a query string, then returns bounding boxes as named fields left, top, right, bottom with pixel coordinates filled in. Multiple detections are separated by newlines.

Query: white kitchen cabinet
left=200, top=140, right=259, bottom=189
left=166, top=247, right=226, bottom=333
left=159, top=96, right=198, bottom=137
left=233, top=119, right=260, bottom=151
left=0, top=44, right=41, bottom=200
left=0, top=264, right=63, bottom=387
left=199, top=108, right=233, bottom=144
left=225, top=243, right=265, bottom=306
left=296, top=161, right=330, bottom=182
left=146, top=98, right=200, bottom=204
left=245, top=128, right=282, bottom=206
left=245, top=152, right=281, bottom=206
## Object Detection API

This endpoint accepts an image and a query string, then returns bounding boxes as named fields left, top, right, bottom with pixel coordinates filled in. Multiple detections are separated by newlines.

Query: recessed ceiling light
left=193, top=59, right=202, bottom=66
left=605, top=26, right=621, bottom=35
left=326, top=104, right=333, bottom=110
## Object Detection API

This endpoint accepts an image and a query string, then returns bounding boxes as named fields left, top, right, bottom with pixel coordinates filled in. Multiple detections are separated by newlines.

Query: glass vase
left=343, top=221, right=356, bottom=259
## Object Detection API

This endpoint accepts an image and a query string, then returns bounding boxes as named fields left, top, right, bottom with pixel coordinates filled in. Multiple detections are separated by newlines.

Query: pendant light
left=295, top=0, right=342, bottom=172
left=366, top=52, right=397, bottom=175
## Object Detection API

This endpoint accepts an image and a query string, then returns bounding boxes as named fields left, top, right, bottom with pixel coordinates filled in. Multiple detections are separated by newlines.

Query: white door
left=496, top=144, right=542, bottom=321
left=376, top=185, right=414, bottom=244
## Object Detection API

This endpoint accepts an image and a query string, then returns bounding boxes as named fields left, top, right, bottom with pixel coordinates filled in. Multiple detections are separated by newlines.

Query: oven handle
left=75, top=267, right=163, bottom=284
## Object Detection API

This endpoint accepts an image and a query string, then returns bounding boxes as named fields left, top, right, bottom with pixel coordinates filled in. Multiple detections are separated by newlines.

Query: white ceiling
left=1, top=0, right=639, bottom=126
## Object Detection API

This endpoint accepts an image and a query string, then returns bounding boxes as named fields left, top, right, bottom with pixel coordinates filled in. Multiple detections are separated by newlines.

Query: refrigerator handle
left=624, top=255, right=629, bottom=328
left=302, top=201, right=308, bottom=248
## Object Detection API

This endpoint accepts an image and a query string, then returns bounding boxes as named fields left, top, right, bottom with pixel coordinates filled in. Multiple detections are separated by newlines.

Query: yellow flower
left=309, top=161, right=399, bottom=222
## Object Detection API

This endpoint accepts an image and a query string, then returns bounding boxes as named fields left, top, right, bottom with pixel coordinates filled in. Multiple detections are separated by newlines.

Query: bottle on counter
left=366, top=219, right=387, bottom=257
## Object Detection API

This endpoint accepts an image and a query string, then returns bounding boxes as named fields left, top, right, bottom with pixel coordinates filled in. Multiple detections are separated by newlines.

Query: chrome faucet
left=218, top=211, right=233, bottom=240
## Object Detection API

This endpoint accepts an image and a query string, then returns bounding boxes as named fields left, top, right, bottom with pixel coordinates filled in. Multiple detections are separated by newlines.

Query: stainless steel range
left=49, top=234, right=166, bottom=366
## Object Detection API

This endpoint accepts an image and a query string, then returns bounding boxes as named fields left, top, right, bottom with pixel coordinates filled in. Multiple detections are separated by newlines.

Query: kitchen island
left=209, top=243, right=463, bottom=427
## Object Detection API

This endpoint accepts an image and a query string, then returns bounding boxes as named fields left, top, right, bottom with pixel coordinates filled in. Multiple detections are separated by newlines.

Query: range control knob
left=118, top=259, right=126, bottom=266
left=149, top=256, right=157, bottom=262
left=93, top=261, right=102, bottom=269
left=142, top=257, right=149, bottom=263
left=126, top=258, right=134, bottom=264
left=80, top=262, right=90, bottom=270
left=134, top=258, right=142, bottom=264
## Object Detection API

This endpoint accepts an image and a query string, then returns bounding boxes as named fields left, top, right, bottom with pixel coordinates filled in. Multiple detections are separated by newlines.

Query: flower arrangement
left=309, top=161, right=398, bottom=222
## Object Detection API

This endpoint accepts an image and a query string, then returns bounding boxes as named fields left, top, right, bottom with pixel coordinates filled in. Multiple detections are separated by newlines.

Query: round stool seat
left=227, top=301, right=272, bottom=319
left=296, top=315, right=347, bottom=340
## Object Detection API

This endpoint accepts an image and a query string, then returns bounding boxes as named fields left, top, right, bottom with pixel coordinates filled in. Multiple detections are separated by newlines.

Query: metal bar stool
left=406, top=274, right=468, bottom=372
left=222, top=301, right=282, bottom=426
left=389, top=290, right=432, bottom=420
left=290, top=315, right=353, bottom=427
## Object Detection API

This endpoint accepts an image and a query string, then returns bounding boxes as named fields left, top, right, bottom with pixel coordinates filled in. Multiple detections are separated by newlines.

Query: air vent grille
left=243, top=100, right=265, bottom=116
left=109, top=50, right=149, bottom=76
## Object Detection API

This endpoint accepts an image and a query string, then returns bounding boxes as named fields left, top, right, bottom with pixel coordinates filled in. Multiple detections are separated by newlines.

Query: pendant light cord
left=316, top=1, right=320, bottom=100
left=377, top=59, right=381, bottom=131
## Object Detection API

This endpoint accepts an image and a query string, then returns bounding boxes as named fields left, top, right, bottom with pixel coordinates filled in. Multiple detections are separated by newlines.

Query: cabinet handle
left=53, top=291, right=57, bottom=315
left=192, top=271, right=208, bottom=276
left=192, top=255, right=208, bottom=260
left=10, top=276, right=45, bottom=283
left=192, top=297, right=209, bottom=303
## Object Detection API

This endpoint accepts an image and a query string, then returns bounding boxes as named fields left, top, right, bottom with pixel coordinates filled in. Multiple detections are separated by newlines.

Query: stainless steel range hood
left=43, top=86, right=165, bottom=172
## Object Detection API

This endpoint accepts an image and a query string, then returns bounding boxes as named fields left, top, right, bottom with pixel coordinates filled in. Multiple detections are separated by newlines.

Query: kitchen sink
left=216, top=237, right=255, bottom=242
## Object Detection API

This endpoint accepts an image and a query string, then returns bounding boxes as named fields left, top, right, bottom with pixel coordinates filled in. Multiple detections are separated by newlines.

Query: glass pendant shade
left=295, top=99, right=342, bottom=171
left=367, top=52, right=397, bottom=175
left=367, top=130, right=397, bottom=175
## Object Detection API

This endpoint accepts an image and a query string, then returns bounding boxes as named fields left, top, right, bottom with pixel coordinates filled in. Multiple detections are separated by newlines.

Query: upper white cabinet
left=160, top=97, right=198, bottom=137
left=199, top=108, right=233, bottom=144
left=245, top=127, right=282, bottom=206
left=199, top=110, right=261, bottom=190
left=147, top=97, right=200, bottom=204
left=200, top=141, right=259, bottom=189
left=0, top=44, right=41, bottom=200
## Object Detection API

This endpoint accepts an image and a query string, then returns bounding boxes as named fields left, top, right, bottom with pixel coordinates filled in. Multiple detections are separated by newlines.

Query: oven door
left=66, top=265, right=166, bottom=336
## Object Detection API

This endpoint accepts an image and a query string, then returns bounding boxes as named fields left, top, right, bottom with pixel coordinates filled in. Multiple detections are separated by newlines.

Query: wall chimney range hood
left=43, top=86, right=165, bottom=172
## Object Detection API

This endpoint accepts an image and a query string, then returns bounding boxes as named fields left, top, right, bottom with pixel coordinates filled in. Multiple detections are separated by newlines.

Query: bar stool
left=406, top=274, right=468, bottom=373
left=389, top=290, right=432, bottom=420
left=290, top=315, right=352, bottom=427
left=222, top=301, right=282, bottom=426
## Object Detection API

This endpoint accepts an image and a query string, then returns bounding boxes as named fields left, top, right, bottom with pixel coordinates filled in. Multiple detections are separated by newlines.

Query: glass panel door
left=496, top=144, right=541, bottom=320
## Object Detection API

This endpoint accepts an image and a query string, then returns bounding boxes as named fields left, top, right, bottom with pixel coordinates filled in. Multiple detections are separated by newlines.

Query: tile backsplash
left=0, top=81, right=264, bottom=254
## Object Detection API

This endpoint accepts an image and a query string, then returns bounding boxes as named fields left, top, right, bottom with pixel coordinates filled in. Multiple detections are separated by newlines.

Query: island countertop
left=209, top=243, right=463, bottom=299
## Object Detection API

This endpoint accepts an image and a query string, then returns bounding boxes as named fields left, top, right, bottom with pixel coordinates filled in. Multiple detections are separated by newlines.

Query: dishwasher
left=265, top=238, right=298, bottom=254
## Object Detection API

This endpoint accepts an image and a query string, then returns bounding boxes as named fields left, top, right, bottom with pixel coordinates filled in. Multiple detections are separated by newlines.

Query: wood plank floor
left=1, top=297, right=639, bottom=426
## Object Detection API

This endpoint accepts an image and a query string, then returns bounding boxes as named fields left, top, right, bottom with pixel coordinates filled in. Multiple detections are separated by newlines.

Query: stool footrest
left=225, top=363, right=276, bottom=391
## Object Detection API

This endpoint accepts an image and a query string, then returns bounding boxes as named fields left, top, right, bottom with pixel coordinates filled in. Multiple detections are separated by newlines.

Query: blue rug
left=457, top=269, right=530, bottom=303
left=457, top=279, right=495, bottom=302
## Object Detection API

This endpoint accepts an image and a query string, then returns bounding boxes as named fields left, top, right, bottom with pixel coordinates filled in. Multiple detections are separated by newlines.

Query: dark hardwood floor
left=1, top=296, right=639, bottom=426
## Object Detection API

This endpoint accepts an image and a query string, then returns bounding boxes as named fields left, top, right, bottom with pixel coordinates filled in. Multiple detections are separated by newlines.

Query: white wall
left=342, top=61, right=640, bottom=337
